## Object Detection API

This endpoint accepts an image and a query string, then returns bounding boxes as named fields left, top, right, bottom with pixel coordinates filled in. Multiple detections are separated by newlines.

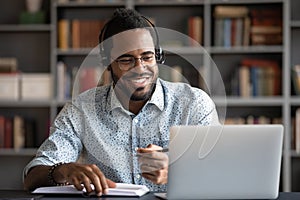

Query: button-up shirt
left=24, top=78, right=219, bottom=192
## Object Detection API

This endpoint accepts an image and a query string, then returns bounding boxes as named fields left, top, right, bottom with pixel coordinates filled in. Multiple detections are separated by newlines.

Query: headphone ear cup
left=155, top=46, right=166, bottom=64
left=100, top=47, right=109, bottom=67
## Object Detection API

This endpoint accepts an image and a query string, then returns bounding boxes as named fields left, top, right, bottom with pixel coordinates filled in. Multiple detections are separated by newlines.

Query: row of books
left=58, top=19, right=105, bottom=49
left=56, top=61, right=110, bottom=100
left=230, top=58, right=281, bottom=97
left=213, top=6, right=282, bottom=47
left=0, top=115, right=37, bottom=149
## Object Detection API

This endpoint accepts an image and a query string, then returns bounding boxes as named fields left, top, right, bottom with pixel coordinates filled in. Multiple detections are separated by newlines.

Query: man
left=23, top=8, right=219, bottom=196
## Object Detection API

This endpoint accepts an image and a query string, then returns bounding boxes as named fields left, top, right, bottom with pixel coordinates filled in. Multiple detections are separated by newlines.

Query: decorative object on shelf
left=19, top=0, right=45, bottom=24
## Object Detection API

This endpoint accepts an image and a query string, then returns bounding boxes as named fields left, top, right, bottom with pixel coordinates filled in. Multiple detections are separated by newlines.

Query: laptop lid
left=166, top=124, right=284, bottom=199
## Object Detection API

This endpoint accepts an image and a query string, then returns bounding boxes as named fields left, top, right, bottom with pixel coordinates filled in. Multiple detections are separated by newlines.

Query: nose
left=133, top=57, right=145, bottom=68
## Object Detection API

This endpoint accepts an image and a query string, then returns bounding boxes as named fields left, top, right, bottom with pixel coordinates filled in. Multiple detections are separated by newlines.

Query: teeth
left=132, top=78, right=147, bottom=83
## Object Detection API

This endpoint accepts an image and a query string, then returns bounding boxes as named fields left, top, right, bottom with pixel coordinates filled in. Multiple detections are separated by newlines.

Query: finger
left=72, top=176, right=84, bottom=191
left=139, top=156, right=167, bottom=170
left=87, top=164, right=105, bottom=196
left=140, top=163, right=157, bottom=173
left=107, top=179, right=117, bottom=188
left=81, top=175, right=93, bottom=194
left=142, top=170, right=168, bottom=184
left=137, top=144, right=163, bottom=153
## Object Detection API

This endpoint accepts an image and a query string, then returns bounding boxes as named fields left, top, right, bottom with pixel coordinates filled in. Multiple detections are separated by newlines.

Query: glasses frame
left=113, top=52, right=157, bottom=71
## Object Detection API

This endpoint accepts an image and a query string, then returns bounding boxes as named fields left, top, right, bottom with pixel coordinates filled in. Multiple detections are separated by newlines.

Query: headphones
left=99, top=15, right=166, bottom=67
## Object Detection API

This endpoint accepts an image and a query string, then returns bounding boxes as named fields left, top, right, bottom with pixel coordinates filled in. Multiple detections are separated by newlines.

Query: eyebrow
left=117, top=51, right=154, bottom=59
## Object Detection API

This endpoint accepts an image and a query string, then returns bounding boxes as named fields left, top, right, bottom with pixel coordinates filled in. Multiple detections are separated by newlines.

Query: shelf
left=290, top=97, right=300, bottom=105
left=55, top=0, right=125, bottom=7
left=134, top=0, right=205, bottom=6
left=291, top=20, right=300, bottom=28
left=210, top=0, right=284, bottom=4
left=55, top=48, right=99, bottom=56
left=213, top=97, right=284, bottom=106
left=0, top=100, right=53, bottom=107
left=164, top=46, right=206, bottom=54
left=209, top=46, right=283, bottom=54
left=0, top=24, right=52, bottom=32
left=291, top=150, right=300, bottom=158
left=0, top=148, right=37, bottom=156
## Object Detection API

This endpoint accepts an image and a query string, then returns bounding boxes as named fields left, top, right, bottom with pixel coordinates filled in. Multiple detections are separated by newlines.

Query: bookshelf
left=0, top=0, right=299, bottom=192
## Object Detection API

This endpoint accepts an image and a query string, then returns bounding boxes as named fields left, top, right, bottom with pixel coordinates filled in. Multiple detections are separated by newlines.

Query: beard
left=111, top=69, right=157, bottom=102
left=129, top=83, right=156, bottom=101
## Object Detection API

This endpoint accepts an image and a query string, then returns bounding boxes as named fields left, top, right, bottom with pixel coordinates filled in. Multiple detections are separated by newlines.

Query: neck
left=128, top=100, right=147, bottom=115
left=114, top=87, right=149, bottom=115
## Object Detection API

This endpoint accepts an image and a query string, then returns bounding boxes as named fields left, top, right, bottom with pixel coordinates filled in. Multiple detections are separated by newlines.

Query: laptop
left=156, top=124, right=284, bottom=199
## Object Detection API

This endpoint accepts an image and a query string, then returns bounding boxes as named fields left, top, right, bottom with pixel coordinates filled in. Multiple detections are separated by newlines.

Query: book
left=32, top=183, right=150, bottom=197
left=187, top=16, right=203, bottom=46
left=13, top=115, right=25, bottom=149
left=292, top=65, right=300, bottom=95
left=0, top=116, right=4, bottom=148
left=296, top=108, right=300, bottom=153
left=58, top=19, right=70, bottom=49
left=0, top=57, right=18, bottom=73
left=214, top=6, right=249, bottom=18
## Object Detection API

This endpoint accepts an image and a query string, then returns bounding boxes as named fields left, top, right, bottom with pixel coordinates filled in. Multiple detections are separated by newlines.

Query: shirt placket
left=131, top=115, right=142, bottom=184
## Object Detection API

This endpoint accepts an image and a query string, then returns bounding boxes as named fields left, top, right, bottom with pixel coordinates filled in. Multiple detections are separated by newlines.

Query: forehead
left=111, top=28, right=155, bottom=57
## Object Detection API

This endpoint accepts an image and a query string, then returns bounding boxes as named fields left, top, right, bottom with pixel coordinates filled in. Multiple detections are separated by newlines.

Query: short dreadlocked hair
left=99, top=8, right=158, bottom=63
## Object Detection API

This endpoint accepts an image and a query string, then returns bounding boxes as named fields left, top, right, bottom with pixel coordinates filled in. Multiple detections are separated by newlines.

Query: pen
left=135, top=148, right=169, bottom=155
left=156, top=148, right=169, bottom=153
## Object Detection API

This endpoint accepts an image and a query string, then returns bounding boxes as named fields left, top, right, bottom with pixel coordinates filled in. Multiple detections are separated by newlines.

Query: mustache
left=123, top=72, right=154, bottom=79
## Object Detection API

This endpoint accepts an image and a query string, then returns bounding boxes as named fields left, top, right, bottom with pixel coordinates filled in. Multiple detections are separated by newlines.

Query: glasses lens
left=116, top=52, right=156, bottom=71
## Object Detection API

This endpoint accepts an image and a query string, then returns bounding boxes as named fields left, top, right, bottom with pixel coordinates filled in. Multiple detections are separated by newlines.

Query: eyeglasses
left=114, top=52, right=156, bottom=71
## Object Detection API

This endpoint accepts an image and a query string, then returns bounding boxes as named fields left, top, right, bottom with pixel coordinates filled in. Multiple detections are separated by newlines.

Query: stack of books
left=250, top=8, right=282, bottom=45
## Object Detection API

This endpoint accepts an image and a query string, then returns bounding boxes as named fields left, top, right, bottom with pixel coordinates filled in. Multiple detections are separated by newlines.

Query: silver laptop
left=160, top=124, right=284, bottom=199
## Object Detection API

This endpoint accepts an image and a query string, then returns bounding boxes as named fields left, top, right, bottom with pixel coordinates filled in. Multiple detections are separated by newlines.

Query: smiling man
left=23, top=8, right=219, bottom=196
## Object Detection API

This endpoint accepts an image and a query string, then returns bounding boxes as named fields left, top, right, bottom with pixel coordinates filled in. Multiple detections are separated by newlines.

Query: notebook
left=156, top=124, right=284, bottom=199
left=32, top=183, right=149, bottom=197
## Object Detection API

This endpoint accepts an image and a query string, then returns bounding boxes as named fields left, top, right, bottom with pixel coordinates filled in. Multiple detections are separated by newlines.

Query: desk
left=1, top=191, right=300, bottom=200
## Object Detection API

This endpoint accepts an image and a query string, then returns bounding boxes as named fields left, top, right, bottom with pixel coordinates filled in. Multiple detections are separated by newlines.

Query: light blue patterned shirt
left=24, top=78, right=219, bottom=192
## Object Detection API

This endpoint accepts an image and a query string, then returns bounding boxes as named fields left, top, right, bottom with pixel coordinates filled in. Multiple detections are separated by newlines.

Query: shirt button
left=134, top=118, right=138, bottom=123
left=136, top=174, right=141, bottom=179
left=134, top=147, right=139, bottom=151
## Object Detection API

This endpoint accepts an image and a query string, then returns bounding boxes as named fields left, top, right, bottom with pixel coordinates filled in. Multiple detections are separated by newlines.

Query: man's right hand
left=23, top=163, right=116, bottom=197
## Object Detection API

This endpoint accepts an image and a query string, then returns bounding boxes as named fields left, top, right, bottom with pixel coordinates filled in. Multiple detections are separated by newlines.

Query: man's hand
left=137, top=144, right=169, bottom=184
left=53, top=162, right=116, bottom=196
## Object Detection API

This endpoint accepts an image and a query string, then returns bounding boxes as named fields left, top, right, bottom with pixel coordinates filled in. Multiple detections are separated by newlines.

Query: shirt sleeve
left=23, top=102, right=84, bottom=178
left=192, top=88, right=220, bottom=126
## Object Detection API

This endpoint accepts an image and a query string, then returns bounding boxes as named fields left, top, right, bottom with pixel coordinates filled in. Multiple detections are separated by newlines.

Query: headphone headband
left=99, top=13, right=165, bottom=66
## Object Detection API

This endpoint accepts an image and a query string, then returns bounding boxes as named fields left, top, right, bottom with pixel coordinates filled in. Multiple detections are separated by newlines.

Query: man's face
left=110, top=29, right=159, bottom=102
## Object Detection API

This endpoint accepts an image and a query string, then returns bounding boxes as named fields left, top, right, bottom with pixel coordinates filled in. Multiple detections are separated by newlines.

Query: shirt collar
left=106, top=78, right=165, bottom=113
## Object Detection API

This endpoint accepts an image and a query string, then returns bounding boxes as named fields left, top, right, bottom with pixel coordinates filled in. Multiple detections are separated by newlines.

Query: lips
left=128, top=76, right=151, bottom=88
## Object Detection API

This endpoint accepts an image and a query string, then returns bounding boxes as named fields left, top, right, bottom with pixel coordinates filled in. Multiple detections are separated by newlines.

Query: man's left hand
left=137, top=144, right=168, bottom=184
